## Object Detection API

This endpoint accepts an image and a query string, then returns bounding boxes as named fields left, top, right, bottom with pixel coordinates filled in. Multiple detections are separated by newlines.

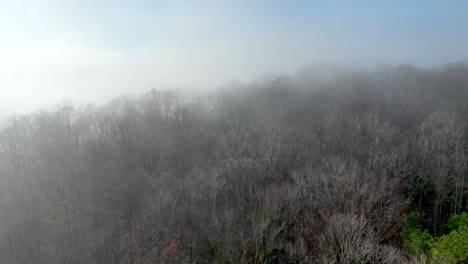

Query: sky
left=1, top=0, right=468, bottom=114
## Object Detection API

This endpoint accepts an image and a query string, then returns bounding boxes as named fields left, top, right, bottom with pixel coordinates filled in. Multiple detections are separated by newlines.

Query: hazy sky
left=1, top=0, right=468, bottom=114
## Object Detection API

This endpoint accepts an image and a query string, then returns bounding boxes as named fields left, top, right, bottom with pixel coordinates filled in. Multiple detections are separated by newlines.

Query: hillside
left=0, top=64, right=468, bottom=263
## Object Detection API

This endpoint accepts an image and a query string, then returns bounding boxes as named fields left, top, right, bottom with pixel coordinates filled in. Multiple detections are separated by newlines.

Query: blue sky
left=60, top=0, right=468, bottom=60
left=1, top=0, right=468, bottom=113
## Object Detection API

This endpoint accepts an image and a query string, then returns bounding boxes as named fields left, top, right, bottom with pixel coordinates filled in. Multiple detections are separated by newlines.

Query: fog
left=2, top=1, right=468, bottom=114
left=1, top=1, right=468, bottom=264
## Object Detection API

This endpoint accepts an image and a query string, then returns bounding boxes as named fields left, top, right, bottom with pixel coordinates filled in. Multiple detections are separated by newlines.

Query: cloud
left=3, top=1, right=465, bottom=114
left=0, top=1, right=338, bottom=114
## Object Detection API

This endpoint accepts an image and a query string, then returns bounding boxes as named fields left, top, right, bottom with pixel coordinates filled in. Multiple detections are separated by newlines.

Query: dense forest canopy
left=1, top=63, right=468, bottom=263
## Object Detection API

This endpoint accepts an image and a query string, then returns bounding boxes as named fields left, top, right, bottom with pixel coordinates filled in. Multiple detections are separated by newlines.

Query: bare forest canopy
left=1, top=63, right=468, bottom=263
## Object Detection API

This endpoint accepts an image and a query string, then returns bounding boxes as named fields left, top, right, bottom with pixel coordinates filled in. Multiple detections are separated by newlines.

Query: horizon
left=1, top=0, right=468, bottom=114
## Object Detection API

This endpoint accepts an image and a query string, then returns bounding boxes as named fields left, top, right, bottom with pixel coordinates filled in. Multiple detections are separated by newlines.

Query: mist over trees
left=1, top=63, right=468, bottom=263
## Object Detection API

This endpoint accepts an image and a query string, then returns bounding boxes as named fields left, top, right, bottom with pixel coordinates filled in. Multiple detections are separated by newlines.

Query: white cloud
left=0, top=0, right=347, bottom=114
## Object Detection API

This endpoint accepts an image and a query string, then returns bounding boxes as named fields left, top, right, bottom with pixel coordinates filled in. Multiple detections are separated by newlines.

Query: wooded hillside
left=1, top=64, right=467, bottom=263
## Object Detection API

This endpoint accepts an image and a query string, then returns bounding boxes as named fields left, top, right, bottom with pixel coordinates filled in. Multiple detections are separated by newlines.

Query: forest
left=0, top=63, right=467, bottom=263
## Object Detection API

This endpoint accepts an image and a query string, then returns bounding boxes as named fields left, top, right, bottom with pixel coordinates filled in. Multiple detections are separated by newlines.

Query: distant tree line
left=0, top=63, right=467, bottom=263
